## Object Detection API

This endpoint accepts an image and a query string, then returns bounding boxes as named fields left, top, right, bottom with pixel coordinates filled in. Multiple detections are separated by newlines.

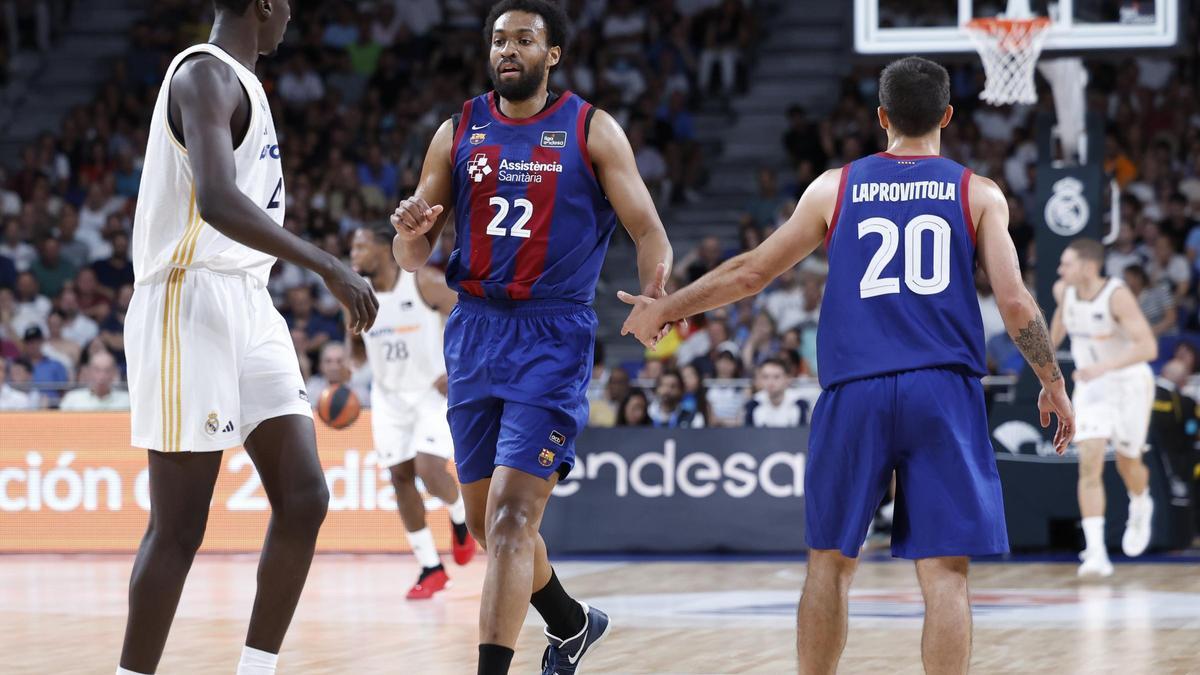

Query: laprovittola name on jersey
left=852, top=181, right=957, bottom=203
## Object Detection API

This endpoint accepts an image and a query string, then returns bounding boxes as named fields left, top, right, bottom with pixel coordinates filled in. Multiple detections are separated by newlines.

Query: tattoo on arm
left=1014, top=315, right=1063, bottom=383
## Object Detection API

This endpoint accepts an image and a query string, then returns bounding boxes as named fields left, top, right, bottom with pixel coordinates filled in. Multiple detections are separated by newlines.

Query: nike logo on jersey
left=471, top=122, right=491, bottom=130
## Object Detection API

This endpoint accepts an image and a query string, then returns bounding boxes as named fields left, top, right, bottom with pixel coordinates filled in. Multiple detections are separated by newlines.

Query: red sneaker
left=452, top=526, right=477, bottom=566
left=406, top=567, right=450, bottom=600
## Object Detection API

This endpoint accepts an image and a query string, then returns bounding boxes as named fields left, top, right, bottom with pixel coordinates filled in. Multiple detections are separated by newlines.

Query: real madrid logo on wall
left=1044, top=177, right=1089, bottom=237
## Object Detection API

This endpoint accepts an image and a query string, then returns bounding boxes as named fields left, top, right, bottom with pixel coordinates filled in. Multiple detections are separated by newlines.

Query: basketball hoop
left=965, top=16, right=1051, bottom=106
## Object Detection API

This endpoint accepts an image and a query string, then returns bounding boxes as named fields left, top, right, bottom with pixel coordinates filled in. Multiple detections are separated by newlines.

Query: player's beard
left=490, top=57, right=547, bottom=102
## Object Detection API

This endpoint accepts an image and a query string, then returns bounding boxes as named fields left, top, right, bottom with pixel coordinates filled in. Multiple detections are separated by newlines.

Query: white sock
left=1082, top=516, right=1107, bottom=555
left=448, top=495, right=467, bottom=525
left=236, top=646, right=278, bottom=675
left=1130, top=489, right=1151, bottom=508
left=117, top=668, right=151, bottom=675
left=408, top=526, right=441, bottom=568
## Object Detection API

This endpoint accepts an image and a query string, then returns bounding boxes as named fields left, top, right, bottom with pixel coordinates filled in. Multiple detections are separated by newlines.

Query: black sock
left=418, top=563, right=444, bottom=580
left=530, top=569, right=586, bottom=639
left=453, top=521, right=470, bottom=544
left=477, top=643, right=514, bottom=675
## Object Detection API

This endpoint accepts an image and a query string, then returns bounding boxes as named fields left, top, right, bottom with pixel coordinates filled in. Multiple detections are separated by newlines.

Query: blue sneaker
left=539, top=601, right=610, bottom=675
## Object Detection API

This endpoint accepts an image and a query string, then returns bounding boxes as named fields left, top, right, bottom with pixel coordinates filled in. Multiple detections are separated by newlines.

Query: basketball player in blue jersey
left=390, top=2, right=673, bottom=673
left=622, top=56, right=1075, bottom=673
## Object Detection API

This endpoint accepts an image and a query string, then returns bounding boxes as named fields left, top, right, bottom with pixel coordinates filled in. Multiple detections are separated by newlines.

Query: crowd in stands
left=3, top=0, right=1200, bottom=422
left=0, top=0, right=759, bottom=409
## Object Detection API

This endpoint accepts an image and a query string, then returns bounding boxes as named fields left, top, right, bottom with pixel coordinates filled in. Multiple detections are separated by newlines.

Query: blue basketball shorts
left=806, top=367, right=1009, bottom=559
left=443, top=295, right=595, bottom=484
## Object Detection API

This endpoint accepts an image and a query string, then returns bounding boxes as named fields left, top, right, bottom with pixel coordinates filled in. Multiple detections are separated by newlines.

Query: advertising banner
left=542, top=427, right=808, bottom=554
left=0, top=412, right=448, bottom=553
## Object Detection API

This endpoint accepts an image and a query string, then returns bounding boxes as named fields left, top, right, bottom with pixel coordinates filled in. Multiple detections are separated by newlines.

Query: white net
left=965, top=17, right=1051, bottom=106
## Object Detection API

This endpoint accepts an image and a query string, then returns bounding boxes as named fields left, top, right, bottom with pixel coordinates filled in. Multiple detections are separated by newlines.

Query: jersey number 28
left=857, top=215, right=951, bottom=299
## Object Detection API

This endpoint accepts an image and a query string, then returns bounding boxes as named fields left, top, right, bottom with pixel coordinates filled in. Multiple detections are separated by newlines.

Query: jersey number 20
left=858, top=215, right=951, bottom=299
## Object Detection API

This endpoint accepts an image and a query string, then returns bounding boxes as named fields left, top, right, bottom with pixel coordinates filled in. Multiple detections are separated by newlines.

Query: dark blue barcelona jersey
left=446, top=91, right=617, bottom=303
left=817, top=153, right=987, bottom=388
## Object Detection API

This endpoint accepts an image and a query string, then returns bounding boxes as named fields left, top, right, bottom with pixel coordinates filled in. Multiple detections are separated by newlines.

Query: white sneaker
left=1077, top=550, right=1114, bottom=578
left=1122, top=495, right=1154, bottom=557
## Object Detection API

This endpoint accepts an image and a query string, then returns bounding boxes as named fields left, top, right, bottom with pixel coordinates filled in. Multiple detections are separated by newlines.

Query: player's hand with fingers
left=617, top=290, right=668, bottom=349
left=391, top=196, right=443, bottom=242
left=323, top=261, right=379, bottom=335
left=1038, top=380, right=1075, bottom=455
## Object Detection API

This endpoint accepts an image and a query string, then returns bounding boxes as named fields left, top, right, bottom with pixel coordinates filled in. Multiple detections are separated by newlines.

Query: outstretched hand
left=618, top=263, right=673, bottom=349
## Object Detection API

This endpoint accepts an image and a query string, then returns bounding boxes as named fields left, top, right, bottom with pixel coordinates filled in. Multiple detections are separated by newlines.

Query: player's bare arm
left=172, top=56, right=378, bottom=334
left=973, top=173, right=1073, bottom=453
left=1073, top=285, right=1158, bottom=382
left=415, top=265, right=459, bottom=319
left=619, top=167, right=840, bottom=345
left=1050, top=279, right=1067, bottom=349
left=588, top=109, right=673, bottom=298
left=391, top=119, right=454, bottom=272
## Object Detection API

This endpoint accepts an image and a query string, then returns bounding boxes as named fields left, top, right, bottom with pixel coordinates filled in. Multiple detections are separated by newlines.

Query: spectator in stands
left=90, top=231, right=134, bottom=291
left=616, top=389, right=652, bottom=427
left=762, top=266, right=821, bottom=334
left=590, top=366, right=632, bottom=428
left=59, top=349, right=129, bottom=411
left=278, top=54, right=326, bottom=108
left=1124, top=264, right=1177, bottom=337
left=698, top=0, right=749, bottom=95
left=56, top=288, right=98, bottom=346
left=29, top=236, right=75, bottom=299
left=1105, top=223, right=1144, bottom=278
left=55, top=206, right=91, bottom=270
left=602, top=0, right=648, bottom=56
left=11, top=271, right=50, bottom=337
left=1162, top=192, right=1196, bottom=243
left=783, top=105, right=826, bottom=171
left=0, top=250, right=14, bottom=289
left=743, top=168, right=789, bottom=231
left=285, top=285, right=341, bottom=360
left=630, top=123, right=668, bottom=203
left=745, top=358, right=809, bottom=427
left=357, top=145, right=398, bottom=201
left=679, top=364, right=711, bottom=426
left=657, top=90, right=702, bottom=203
left=707, top=344, right=747, bottom=427
left=741, top=311, right=779, bottom=369
left=21, top=326, right=67, bottom=403
left=650, top=369, right=705, bottom=428
left=1147, top=234, right=1191, bottom=306
left=0, top=358, right=40, bottom=410
left=0, top=217, right=35, bottom=271
left=74, top=267, right=113, bottom=321
left=679, top=235, right=725, bottom=284
left=43, top=310, right=82, bottom=370
left=305, top=341, right=353, bottom=405
left=681, top=313, right=732, bottom=374
left=346, top=14, right=383, bottom=76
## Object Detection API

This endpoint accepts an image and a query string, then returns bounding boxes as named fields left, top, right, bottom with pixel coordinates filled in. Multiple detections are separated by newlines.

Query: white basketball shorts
left=371, top=389, right=453, bottom=468
left=1072, top=363, right=1155, bottom=457
left=126, top=269, right=312, bottom=453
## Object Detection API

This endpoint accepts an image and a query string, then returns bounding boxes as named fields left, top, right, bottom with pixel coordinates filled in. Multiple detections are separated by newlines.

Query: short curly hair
left=484, top=0, right=571, bottom=52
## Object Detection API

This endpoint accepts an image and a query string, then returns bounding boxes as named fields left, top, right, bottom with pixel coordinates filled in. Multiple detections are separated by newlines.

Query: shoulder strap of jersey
left=824, top=162, right=854, bottom=248
left=1100, top=277, right=1125, bottom=308
left=165, top=43, right=257, bottom=150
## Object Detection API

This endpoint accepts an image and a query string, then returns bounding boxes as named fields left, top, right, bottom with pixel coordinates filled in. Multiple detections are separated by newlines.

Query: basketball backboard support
left=854, top=0, right=1179, bottom=54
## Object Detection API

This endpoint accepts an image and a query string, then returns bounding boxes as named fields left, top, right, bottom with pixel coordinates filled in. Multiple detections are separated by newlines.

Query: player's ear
left=547, top=46, right=561, bottom=69
left=876, top=106, right=889, bottom=131
left=939, top=105, right=954, bottom=129
left=258, top=0, right=272, bottom=20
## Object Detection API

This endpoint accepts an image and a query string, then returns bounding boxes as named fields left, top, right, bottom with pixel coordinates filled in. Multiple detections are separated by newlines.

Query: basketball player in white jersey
left=117, top=2, right=377, bottom=674
left=1051, top=238, right=1158, bottom=577
left=348, top=223, right=478, bottom=599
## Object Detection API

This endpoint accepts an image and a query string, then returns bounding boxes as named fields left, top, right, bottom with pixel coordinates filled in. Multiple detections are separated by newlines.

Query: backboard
left=854, top=0, right=1180, bottom=54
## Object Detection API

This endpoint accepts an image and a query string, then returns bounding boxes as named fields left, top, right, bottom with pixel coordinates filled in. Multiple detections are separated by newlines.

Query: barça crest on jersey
left=470, top=132, right=486, bottom=145
left=538, top=448, right=555, bottom=467
left=540, top=131, right=567, bottom=148
left=467, top=153, right=492, bottom=183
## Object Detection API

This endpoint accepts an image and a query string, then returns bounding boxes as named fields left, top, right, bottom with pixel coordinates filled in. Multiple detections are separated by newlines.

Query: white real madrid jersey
left=362, top=271, right=446, bottom=398
left=132, top=43, right=284, bottom=287
left=1063, top=278, right=1141, bottom=372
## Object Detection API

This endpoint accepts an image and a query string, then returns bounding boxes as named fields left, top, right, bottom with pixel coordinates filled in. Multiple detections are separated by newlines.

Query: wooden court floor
left=3, top=553, right=1199, bottom=674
